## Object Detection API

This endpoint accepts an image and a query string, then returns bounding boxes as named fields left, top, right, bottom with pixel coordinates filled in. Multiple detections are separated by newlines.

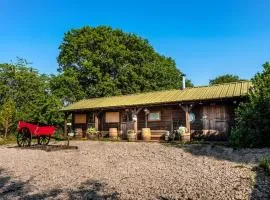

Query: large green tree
left=57, top=26, right=191, bottom=102
left=50, top=69, right=86, bottom=106
left=209, top=74, right=245, bottom=85
left=0, top=98, right=16, bottom=137
left=230, top=62, right=270, bottom=147
left=0, top=59, right=63, bottom=135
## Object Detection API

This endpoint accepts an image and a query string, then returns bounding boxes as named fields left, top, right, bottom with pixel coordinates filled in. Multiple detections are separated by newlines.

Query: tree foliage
left=57, top=26, right=192, bottom=101
left=0, top=98, right=16, bottom=137
left=230, top=62, right=270, bottom=147
left=209, top=74, right=245, bottom=85
left=0, top=59, right=63, bottom=136
left=50, top=69, right=86, bottom=106
left=0, top=27, right=194, bottom=136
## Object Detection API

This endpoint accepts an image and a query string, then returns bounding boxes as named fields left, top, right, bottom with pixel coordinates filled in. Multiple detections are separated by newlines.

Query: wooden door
left=202, top=105, right=229, bottom=139
left=121, top=121, right=134, bottom=139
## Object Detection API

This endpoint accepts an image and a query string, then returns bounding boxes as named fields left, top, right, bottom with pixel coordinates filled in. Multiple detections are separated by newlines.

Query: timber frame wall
left=65, top=99, right=239, bottom=140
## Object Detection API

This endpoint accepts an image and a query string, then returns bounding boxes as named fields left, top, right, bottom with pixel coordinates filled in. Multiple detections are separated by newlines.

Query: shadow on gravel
left=0, top=168, right=119, bottom=199
left=162, top=143, right=270, bottom=200
left=8, top=144, right=78, bottom=152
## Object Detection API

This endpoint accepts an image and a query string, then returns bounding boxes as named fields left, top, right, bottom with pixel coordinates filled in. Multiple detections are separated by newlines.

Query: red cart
left=17, top=121, right=55, bottom=146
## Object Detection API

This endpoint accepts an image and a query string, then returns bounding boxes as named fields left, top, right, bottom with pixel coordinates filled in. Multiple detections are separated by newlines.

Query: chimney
left=182, top=74, right=186, bottom=90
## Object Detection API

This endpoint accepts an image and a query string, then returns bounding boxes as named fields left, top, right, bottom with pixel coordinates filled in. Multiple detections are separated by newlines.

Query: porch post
left=180, top=105, right=191, bottom=133
left=64, top=112, right=70, bottom=137
left=185, top=108, right=190, bottom=132
left=134, top=120, right=138, bottom=133
left=133, top=108, right=142, bottom=133
left=95, top=113, right=99, bottom=131
left=119, top=111, right=122, bottom=134
left=145, top=114, right=148, bottom=128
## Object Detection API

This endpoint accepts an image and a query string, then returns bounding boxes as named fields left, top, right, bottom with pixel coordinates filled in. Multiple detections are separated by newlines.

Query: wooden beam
left=180, top=105, right=191, bottom=133
left=119, top=111, right=122, bottom=134
left=145, top=114, right=148, bottom=128
left=170, top=109, right=173, bottom=133
left=132, top=108, right=142, bottom=133
left=134, top=120, right=138, bottom=134
left=64, top=112, right=70, bottom=137
left=185, top=109, right=190, bottom=133
left=94, top=114, right=99, bottom=131
left=135, top=107, right=143, bottom=114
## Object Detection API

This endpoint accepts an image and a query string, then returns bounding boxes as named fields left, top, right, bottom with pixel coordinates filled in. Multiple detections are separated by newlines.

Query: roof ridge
left=69, top=81, right=252, bottom=103
left=62, top=81, right=251, bottom=111
left=78, top=88, right=180, bottom=102
left=184, top=80, right=251, bottom=89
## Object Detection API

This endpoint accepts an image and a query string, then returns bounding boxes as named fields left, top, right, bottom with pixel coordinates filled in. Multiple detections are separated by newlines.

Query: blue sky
left=1, top=0, right=270, bottom=85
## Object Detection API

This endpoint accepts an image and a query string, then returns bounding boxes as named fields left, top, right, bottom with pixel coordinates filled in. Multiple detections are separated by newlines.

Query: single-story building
left=61, top=81, right=251, bottom=141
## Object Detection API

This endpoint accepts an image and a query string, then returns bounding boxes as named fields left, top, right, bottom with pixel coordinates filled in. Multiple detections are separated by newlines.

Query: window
left=148, top=111, right=161, bottom=121
left=105, top=112, right=120, bottom=123
left=189, top=112, right=196, bottom=123
left=74, top=114, right=87, bottom=124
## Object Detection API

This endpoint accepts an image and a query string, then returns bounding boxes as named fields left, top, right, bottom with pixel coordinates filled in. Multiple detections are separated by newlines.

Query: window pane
left=106, top=112, right=120, bottom=123
left=148, top=112, right=161, bottom=121
left=74, top=114, right=87, bottom=124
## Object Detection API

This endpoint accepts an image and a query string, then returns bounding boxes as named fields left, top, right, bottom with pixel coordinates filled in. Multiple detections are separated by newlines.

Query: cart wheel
left=38, top=136, right=50, bottom=145
left=17, top=127, right=31, bottom=147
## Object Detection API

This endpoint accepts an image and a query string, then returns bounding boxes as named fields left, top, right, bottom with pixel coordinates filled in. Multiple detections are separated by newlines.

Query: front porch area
left=64, top=102, right=233, bottom=141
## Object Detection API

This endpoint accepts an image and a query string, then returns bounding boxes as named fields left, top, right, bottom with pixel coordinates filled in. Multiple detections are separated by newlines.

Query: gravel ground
left=0, top=141, right=270, bottom=200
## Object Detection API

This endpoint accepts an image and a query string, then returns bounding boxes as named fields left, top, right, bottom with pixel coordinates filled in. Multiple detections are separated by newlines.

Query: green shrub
left=86, top=127, right=98, bottom=136
left=53, top=128, right=65, bottom=141
left=0, top=133, right=17, bottom=145
left=258, top=156, right=270, bottom=173
left=229, top=62, right=270, bottom=148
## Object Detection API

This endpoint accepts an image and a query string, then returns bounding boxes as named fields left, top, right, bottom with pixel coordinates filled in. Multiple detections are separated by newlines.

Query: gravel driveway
left=0, top=141, right=269, bottom=200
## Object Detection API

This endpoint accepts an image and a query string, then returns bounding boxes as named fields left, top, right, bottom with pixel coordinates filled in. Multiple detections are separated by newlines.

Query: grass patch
left=0, top=134, right=17, bottom=145
left=258, top=156, right=270, bottom=174
left=161, top=141, right=185, bottom=148
left=233, top=164, right=248, bottom=169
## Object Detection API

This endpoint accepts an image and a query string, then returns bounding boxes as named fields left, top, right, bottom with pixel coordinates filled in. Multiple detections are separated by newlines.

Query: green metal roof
left=62, top=81, right=251, bottom=111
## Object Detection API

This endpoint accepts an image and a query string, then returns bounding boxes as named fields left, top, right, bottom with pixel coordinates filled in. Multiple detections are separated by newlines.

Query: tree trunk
left=4, top=121, right=8, bottom=138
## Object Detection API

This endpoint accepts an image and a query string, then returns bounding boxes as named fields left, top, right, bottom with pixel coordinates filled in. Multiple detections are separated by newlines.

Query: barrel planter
left=109, top=128, right=118, bottom=139
left=75, top=128, right=83, bottom=138
left=181, top=132, right=191, bottom=143
left=142, top=128, right=151, bottom=141
left=127, top=130, right=137, bottom=142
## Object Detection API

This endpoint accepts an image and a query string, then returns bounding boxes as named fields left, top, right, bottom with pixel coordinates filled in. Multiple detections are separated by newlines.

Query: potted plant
left=86, top=127, right=98, bottom=140
left=164, top=131, right=170, bottom=141
left=127, top=130, right=137, bottom=142
left=177, top=125, right=190, bottom=143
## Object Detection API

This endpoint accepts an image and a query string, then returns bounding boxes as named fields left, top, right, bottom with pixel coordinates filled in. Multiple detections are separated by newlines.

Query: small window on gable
left=148, top=111, right=161, bottom=121
left=105, top=112, right=120, bottom=123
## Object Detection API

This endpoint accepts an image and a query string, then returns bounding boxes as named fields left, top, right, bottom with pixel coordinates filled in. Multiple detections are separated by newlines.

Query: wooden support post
left=119, top=111, right=122, bottom=133
left=133, top=108, right=142, bottom=133
left=64, top=112, right=69, bottom=137
left=134, top=120, right=138, bottom=133
left=95, top=114, right=99, bottom=131
left=144, top=107, right=149, bottom=128
left=180, top=105, right=192, bottom=133
left=170, top=109, right=173, bottom=133
left=145, top=114, right=148, bottom=128
left=185, top=109, right=190, bottom=133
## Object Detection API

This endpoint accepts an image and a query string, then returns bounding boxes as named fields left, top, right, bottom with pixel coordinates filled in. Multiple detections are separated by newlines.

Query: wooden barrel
left=181, top=132, right=191, bottom=143
left=142, top=128, right=151, bottom=141
left=127, top=130, right=137, bottom=142
left=109, top=128, right=118, bottom=139
left=75, top=128, right=83, bottom=138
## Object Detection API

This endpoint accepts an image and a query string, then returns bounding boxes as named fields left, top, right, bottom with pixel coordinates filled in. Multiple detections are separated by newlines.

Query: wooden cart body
left=17, top=121, right=55, bottom=146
